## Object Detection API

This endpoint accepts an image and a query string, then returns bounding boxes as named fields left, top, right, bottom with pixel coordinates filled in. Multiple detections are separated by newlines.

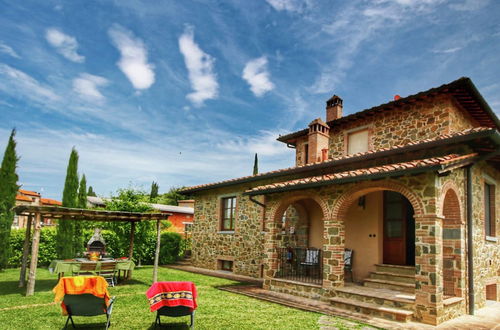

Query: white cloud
left=266, top=0, right=303, bottom=12
left=242, top=57, right=275, bottom=97
left=0, top=63, right=60, bottom=103
left=178, top=26, right=219, bottom=107
left=73, top=73, right=109, bottom=102
left=432, top=47, right=462, bottom=54
left=0, top=42, right=20, bottom=59
left=108, top=24, right=155, bottom=90
left=218, top=130, right=290, bottom=156
left=45, top=28, right=85, bottom=63
left=450, top=0, right=489, bottom=11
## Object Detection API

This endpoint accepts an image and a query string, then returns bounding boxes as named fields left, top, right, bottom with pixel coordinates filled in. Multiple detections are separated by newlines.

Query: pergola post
left=153, top=219, right=161, bottom=283
left=26, top=213, right=41, bottom=296
left=127, top=221, right=136, bottom=279
left=18, top=214, right=33, bottom=287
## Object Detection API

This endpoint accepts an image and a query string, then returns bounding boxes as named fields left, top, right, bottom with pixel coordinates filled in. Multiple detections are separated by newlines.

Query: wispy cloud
left=0, top=42, right=20, bottom=59
left=432, top=47, right=462, bottom=54
left=0, top=63, right=60, bottom=103
left=265, top=0, right=304, bottom=12
left=45, top=28, right=85, bottom=63
left=72, top=73, right=109, bottom=102
left=108, top=24, right=155, bottom=90
left=450, top=0, right=489, bottom=11
left=178, top=25, right=218, bottom=107
left=242, top=56, right=275, bottom=97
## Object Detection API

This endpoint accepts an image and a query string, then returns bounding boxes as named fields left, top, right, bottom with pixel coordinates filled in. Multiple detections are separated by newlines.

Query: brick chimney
left=307, top=118, right=330, bottom=163
left=326, top=95, right=343, bottom=122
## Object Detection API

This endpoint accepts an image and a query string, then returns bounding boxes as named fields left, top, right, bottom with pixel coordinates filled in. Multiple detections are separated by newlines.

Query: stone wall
left=265, top=278, right=324, bottom=300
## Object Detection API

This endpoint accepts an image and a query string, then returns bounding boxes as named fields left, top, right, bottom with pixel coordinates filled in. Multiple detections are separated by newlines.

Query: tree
left=87, top=186, right=96, bottom=197
left=56, top=148, right=79, bottom=259
left=150, top=181, right=159, bottom=201
left=156, top=187, right=190, bottom=206
left=73, top=174, right=87, bottom=254
left=253, top=153, right=258, bottom=175
left=0, top=129, right=19, bottom=270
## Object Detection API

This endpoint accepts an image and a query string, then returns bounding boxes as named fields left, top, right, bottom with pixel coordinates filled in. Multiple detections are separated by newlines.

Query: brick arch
left=331, top=180, right=425, bottom=220
left=439, top=181, right=463, bottom=223
left=268, top=192, right=328, bottom=224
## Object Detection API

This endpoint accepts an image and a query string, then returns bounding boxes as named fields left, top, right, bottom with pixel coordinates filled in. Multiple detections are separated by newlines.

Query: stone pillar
left=322, top=217, right=344, bottom=292
left=262, top=213, right=282, bottom=290
left=414, top=215, right=444, bottom=325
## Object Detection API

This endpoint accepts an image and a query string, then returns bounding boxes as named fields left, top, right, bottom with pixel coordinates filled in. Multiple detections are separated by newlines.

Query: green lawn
left=0, top=266, right=363, bottom=329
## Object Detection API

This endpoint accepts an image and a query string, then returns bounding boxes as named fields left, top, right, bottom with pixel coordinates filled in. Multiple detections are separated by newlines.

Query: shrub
left=8, top=227, right=58, bottom=267
left=159, top=232, right=183, bottom=265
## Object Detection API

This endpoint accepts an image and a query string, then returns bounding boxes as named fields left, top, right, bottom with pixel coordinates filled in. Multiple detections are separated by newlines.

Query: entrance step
left=364, top=278, right=415, bottom=293
left=375, top=264, right=415, bottom=276
left=334, top=284, right=415, bottom=310
left=369, top=271, right=415, bottom=284
left=329, top=296, right=414, bottom=322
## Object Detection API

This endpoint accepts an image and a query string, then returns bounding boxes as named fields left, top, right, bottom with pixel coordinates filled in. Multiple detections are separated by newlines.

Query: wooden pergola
left=14, top=205, right=171, bottom=296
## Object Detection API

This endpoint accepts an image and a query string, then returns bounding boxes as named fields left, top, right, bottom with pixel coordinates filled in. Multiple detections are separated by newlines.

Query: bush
left=7, top=227, right=185, bottom=267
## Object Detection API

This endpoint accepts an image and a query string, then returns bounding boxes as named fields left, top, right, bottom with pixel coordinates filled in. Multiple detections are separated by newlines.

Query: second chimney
left=326, top=95, right=343, bottom=122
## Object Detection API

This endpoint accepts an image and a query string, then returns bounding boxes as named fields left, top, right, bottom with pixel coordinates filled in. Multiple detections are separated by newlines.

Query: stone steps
left=375, top=264, right=415, bottom=276
left=334, top=285, right=415, bottom=310
left=329, top=296, right=414, bottom=322
left=364, top=278, right=415, bottom=293
left=369, top=271, right=415, bottom=284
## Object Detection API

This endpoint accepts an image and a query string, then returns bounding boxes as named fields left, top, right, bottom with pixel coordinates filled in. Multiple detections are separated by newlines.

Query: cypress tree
left=150, top=181, right=159, bottom=201
left=73, top=174, right=87, bottom=254
left=56, top=148, right=79, bottom=259
left=0, top=129, right=19, bottom=270
left=87, top=186, right=96, bottom=197
left=253, top=153, right=258, bottom=175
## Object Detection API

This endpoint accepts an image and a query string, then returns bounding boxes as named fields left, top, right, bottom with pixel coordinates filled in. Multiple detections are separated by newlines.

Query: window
left=221, top=196, right=236, bottom=231
left=219, top=260, right=233, bottom=272
left=304, top=143, right=309, bottom=164
left=485, top=183, right=496, bottom=237
left=347, top=129, right=369, bottom=155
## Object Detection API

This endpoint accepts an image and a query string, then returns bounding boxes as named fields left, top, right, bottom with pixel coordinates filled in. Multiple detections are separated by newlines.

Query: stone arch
left=331, top=180, right=425, bottom=221
left=440, top=183, right=464, bottom=298
left=269, top=192, right=329, bottom=225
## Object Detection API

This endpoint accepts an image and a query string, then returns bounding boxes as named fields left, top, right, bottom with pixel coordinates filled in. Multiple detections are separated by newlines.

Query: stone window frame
left=217, top=193, right=239, bottom=234
left=483, top=174, right=497, bottom=242
left=343, top=125, right=374, bottom=156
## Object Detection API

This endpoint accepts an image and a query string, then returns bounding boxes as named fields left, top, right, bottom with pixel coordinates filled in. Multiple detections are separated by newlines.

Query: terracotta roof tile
left=16, top=194, right=32, bottom=202
left=19, top=189, right=40, bottom=197
left=182, top=127, right=493, bottom=193
left=246, top=153, right=478, bottom=194
left=41, top=198, right=62, bottom=206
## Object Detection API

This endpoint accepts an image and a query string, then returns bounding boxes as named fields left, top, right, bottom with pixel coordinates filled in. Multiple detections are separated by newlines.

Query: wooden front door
left=383, top=191, right=407, bottom=265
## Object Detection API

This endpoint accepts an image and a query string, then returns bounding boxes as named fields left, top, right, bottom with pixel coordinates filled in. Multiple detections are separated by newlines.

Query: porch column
left=262, top=215, right=281, bottom=290
left=414, top=215, right=444, bottom=325
left=322, top=217, right=344, bottom=292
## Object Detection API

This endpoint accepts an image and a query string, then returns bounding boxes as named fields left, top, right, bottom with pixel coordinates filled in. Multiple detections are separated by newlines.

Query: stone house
left=13, top=189, right=62, bottom=228
left=181, top=77, right=499, bottom=325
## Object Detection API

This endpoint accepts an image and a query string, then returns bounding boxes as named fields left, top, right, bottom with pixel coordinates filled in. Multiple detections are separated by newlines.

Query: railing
left=275, top=247, right=322, bottom=285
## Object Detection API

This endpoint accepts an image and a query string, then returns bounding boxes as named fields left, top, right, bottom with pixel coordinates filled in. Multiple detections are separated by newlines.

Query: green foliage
left=155, top=187, right=190, bottom=205
left=87, top=186, right=97, bottom=197
left=0, top=129, right=19, bottom=270
left=159, top=232, right=183, bottom=264
left=8, top=228, right=58, bottom=267
left=105, top=188, right=153, bottom=213
left=6, top=227, right=183, bottom=267
left=73, top=174, right=88, bottom=255
left=149, top=181, right=159, bottom=201
left=253, top=153, right=258, bottom=175
left=56, top=148, right=79, bottom=259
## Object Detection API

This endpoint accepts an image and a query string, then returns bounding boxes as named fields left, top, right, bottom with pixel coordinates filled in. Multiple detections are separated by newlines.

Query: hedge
left=7, top=227, right=184, bottom=268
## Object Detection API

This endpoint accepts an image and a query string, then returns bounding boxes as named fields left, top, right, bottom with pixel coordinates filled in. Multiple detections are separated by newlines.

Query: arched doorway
left=274, top=198, right=325, bottom=284
left=344, top=190, right=416, bottom=282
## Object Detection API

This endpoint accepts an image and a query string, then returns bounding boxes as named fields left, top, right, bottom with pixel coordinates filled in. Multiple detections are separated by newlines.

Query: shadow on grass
left=146, top=321, right=191, bottom=329
left=57, top=321, right=108, bottom=329
left=116, top=278, right=149, bottom=286
left=0, top=279, right=58, bottom=295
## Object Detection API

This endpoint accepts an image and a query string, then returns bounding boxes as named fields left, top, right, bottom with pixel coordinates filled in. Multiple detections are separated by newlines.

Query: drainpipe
left=466, top=165, right=474, bottom=315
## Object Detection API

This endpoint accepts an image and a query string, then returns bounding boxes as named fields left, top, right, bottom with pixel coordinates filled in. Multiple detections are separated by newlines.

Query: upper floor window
left=221, top=196, right=236, bottom=231
left=484, top=182, right=496, bottom=237
left=347, top=129, right=369, bottom=155
left=304, top=143, right=309, bottom=164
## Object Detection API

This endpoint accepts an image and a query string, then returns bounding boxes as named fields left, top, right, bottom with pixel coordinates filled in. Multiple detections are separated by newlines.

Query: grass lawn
left=0, top=266, right=365, bottom=329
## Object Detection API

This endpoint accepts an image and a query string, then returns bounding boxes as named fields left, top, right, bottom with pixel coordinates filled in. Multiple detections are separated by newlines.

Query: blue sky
left=0, top=0, right=499, bottom=200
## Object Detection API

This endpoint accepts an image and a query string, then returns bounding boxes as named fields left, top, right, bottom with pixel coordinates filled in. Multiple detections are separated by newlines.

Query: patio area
left=0, top=266, right=363, bottom=329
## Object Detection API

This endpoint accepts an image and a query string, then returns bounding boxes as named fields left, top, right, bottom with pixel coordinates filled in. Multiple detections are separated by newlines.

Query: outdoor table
left=49, top=259, right=135, bottom=280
